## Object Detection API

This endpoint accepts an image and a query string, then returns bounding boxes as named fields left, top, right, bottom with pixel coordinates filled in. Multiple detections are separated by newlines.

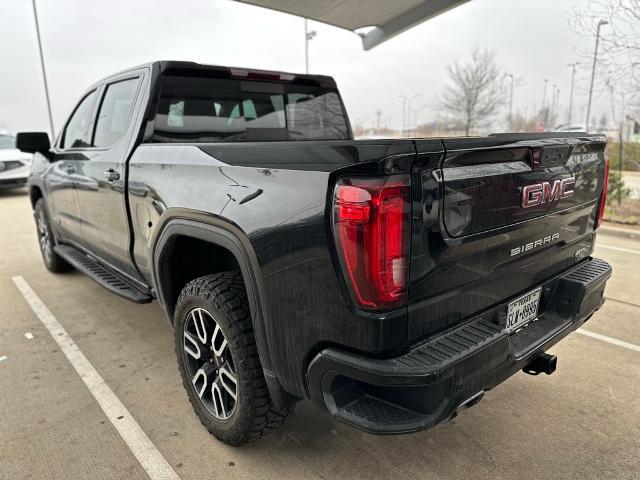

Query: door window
left=61, top=90, right=98, bottom=149
left=93, top=77, right=141, bottom=148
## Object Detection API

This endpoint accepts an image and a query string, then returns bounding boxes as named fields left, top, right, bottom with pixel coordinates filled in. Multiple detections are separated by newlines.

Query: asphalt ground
left=1, top=187, right=638, bottom=480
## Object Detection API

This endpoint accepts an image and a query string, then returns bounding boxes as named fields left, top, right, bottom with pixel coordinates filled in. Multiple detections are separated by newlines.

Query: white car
left=552, top=124, right=588, bottom=133
left=0, top=132, right=32, bottom=190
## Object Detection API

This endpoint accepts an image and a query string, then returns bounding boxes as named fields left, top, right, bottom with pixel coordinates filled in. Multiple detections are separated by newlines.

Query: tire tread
left=174, top=272, right=293, bottom=446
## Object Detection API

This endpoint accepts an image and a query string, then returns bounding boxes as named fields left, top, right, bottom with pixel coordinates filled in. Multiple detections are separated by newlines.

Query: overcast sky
left=0, top=0, right=612, bottom=135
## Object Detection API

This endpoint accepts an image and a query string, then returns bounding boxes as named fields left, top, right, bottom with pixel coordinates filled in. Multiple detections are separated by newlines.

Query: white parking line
left=597, top=244, right=640, bottom=255
left=12, top=276, right=181, bottom=480
left=606, top=296, right=640, bottom=309
left=577, top=328, right=640, bottom=353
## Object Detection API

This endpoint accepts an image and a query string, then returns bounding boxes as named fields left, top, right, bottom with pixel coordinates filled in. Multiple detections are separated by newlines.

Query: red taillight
left=596, top=158, right=610, bottom=229
left=332, top=176, right=410, bottom=310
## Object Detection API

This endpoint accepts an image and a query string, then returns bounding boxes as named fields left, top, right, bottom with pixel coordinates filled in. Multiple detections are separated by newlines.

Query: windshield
left=151, top=74, right=350, bottom=143
left=0, top=135, right=15, bottom=149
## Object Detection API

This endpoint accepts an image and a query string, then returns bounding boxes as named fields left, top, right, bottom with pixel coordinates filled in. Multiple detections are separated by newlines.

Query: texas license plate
left=506, top=288, right=541, bottom=332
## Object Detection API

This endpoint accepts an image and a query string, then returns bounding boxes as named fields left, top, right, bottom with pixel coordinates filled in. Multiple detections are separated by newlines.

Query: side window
left=93, top=77, right=141, bottom=148
left=61, top=90, right=98, bottom=149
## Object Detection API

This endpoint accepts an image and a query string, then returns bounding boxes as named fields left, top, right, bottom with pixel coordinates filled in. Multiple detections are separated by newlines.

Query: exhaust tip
left=451, top=390, right=485, bottom=420
left=523, top=353, right=557, bottom=376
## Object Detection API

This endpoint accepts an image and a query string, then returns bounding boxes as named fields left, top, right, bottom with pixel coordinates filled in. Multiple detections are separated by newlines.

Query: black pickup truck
left=18, top=61, right=612, bottom=446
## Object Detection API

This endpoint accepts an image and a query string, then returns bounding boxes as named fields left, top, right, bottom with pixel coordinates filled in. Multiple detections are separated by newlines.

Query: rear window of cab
left=151, top=74, right=350, bottom=143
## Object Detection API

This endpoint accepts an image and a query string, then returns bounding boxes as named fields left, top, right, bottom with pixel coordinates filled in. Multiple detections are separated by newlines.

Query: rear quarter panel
left=128, top=141, right=413, bottom=395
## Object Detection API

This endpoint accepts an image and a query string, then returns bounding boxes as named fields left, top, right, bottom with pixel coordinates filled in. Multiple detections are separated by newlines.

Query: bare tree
left=573, top=1, right=640, bottom=60
left=437, top=49, right=506, bottom=136
left=572, top=2, right=640, bottom=210
left=573, top=1, right=640, bottom=185
left=572, top=1, right=640, bottom=116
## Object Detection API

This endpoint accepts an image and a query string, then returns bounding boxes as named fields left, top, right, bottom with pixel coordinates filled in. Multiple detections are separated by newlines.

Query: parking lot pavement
left=1, top=187, right=639, bottom=480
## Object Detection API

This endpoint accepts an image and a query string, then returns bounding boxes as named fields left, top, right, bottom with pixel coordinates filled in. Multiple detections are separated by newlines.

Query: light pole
left=398, top=95, right=406, bottom=135
left=31, top=0, right=55, bottom=139
left=566, top=62, right=578, bottom=125
left=408, top=94, right=420, bottom=133
left=304, top=19, right=316, bottom=74
left=541, top=79, right=548, bottom=126
left=627, top=63, right=640, bottom=142
left=585, top=19, right=608, bottom=132
left=410, top=104, right=426, bottom=131
left=552, top=85, right=561, bottom=122
left=506, top=73, right=514, bottom=130
left=605, top=72, right=626, bottom=206
left=613, top=63, right=640, bottom=205
left=398, top=94, right=420, bottom=136
left=551, top=84, right=557, bottom=126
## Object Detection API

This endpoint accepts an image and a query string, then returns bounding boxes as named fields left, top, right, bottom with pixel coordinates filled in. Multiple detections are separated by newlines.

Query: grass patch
left=604, top=198, right=640, bottom=225
left=606, top=143, right=640, bottom=172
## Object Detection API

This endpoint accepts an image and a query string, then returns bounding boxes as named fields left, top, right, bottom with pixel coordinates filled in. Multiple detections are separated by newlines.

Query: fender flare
left=151, top=212, right=292, bottom=406
left=28, top=180, right=62, bottom=244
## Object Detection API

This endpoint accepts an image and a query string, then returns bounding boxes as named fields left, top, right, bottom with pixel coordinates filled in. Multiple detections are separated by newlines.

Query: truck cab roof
left=97, top=60, right=338, bottom=89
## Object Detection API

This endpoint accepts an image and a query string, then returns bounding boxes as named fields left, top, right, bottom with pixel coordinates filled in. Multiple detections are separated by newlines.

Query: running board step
left=54, top=245, right=152, bottom=304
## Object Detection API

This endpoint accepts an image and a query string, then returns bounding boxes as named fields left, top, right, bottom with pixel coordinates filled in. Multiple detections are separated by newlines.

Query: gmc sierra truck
left=18, top=61, right=612, bottom=446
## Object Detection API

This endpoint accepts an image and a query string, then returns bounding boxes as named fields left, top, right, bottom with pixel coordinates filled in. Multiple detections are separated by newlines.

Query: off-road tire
left=34, top=198, right=72, bottom=273
left=174, top=271, right=294, bottom=446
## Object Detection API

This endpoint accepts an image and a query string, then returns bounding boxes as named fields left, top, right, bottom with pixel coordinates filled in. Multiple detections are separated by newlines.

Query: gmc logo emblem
left=521, top=177, right=575, bottom=208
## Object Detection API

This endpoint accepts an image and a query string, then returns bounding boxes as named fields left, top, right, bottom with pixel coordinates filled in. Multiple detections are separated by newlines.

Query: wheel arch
left=151, top=212, right=296, bottom=407
left=29, top=184, right=44, bottom=208
left=29, top=182, right=61, bottom=244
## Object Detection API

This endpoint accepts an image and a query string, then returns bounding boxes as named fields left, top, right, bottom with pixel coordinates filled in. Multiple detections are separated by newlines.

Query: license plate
left=506, top=288, right=541, bottom=332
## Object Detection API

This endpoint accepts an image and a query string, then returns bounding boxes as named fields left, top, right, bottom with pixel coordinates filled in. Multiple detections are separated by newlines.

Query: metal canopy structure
left=234, top=0, right=470, bottom=50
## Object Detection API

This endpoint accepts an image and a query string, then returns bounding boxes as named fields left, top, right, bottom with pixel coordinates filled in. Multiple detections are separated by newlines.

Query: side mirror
left=16, top=132, right=51, bottom=154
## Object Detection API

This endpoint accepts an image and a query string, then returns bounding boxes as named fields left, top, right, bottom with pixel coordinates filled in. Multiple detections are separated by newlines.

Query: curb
left=599, top=224, right=640, bottom=240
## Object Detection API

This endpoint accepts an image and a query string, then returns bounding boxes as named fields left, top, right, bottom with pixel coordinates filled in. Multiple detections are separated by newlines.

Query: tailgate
left=407, top=134, right=607, bottom=343
left=442, top=135, right=605, bottom=237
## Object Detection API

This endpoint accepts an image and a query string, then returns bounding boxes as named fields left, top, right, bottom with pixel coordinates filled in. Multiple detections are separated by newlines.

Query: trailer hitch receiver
left=523, top=353, right=557, bottom=376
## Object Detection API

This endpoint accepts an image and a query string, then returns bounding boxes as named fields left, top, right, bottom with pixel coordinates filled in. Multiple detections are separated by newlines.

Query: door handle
left=104, top=169, right=120, bottom=182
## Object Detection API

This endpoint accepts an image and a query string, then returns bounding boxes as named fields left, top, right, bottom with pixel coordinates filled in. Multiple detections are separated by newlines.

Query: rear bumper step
left=306, top=257, right=611, bottom=434
left=54, top=245, right=152, bottom=304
